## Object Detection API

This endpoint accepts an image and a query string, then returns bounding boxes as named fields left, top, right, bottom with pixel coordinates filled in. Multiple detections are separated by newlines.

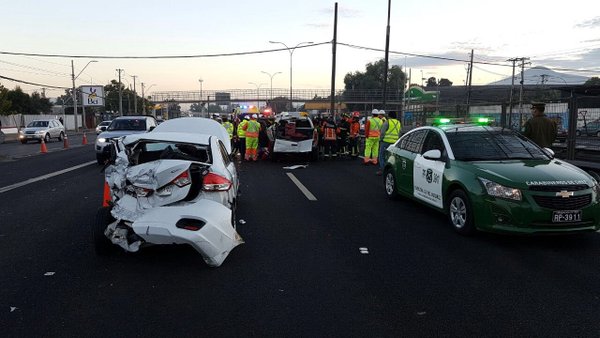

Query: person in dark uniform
left=523, top=102, right=557, bottom=148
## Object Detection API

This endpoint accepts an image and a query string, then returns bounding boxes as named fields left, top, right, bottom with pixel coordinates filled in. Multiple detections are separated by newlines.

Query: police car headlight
left=479, top=178, right=522, bottom=201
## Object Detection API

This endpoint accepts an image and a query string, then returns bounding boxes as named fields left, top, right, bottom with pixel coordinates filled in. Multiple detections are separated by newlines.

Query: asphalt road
left=1, top=146, right=600, bottom=337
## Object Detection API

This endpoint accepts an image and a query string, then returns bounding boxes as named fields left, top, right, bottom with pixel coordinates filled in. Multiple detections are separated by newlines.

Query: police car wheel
left=447, top=190, right=475, bottom=235
left=384, top=169, right=398, bottom=199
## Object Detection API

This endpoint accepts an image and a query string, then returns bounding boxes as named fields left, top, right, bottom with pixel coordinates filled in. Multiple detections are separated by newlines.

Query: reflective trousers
left=245, top=137, right=258, bottom=161
left=363, top=137, right=379, bottom=164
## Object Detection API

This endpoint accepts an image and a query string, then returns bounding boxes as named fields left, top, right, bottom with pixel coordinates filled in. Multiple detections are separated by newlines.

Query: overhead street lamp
left=261, top=70, right=282, bottom=102
left=248, top=82, right=266, bottom=111
left=71, top=60, right=98, bottom=131
left=141, top=83, right=156, bottom=115
left=269, top=40, right=313, bottom=111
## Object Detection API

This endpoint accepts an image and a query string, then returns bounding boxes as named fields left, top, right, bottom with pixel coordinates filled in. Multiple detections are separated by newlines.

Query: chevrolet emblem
left=556, top=190, right=574, bottom=198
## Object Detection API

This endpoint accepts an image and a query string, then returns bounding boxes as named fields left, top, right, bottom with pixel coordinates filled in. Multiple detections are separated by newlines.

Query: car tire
left=93, top=207, right=115, bottom=256
left=384, top=168, right=398, bottom=199
left=447, top=189, right=475, bottom=235
left=58, top=132, right=64, bottom=141
left=44, top=133, right=50, bottom=143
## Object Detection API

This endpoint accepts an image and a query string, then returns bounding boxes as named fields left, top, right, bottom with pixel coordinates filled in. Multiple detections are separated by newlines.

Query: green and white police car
left=383, top=123, right=600, bottom=235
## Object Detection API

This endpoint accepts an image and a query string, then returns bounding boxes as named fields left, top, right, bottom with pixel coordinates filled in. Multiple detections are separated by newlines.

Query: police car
left=383, top=122, right=600, bottom=235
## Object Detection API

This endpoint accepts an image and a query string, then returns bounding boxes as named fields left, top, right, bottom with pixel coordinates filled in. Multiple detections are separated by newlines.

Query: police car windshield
left=446, top=130, right=549, bottom=161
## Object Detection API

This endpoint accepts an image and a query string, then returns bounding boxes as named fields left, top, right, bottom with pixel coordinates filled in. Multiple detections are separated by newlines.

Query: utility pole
left=141, top=82, right=146, bottom=115
left=517, top=57, right=530, bottom=129
left=382, top=0, right=391, bottom=110
left=329, top=2, right=338, bottom=116
left=132, top=75, right=138, bottom=114
left=465, top=50, right=474, bottom=115
left=71, top=60, right=78, bottom=131
left=507, top=58, right=517, bottom=128
left=116, top=69, right=124, bottom=116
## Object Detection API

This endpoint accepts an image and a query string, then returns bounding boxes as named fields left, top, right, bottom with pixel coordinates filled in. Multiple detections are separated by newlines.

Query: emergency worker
left=337, top=113, right=350, bottom=155
left=322, top=114, right=338, bottom=158
left=377, top=110, right=402, bottom=175
left=242, top=114, right=261, bottom=161
left=237, top=115, right=249, bottom=159
left=221, top=116, right=234, bottom=140
left=363, top=109, right=383, bottom=164
left=348, top=111, right=361, bottom=157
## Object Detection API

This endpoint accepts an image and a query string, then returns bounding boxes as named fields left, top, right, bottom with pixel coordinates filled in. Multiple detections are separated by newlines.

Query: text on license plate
left=552, top=210, right=581, bottom=223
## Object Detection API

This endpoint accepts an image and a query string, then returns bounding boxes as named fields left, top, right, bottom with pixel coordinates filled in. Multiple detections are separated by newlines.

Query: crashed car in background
left=93, top=117, right=242, bottom=267
left=267, top=111, right=319, bottom=161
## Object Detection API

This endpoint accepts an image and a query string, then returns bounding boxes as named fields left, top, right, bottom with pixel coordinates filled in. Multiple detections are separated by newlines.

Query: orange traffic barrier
left=102, top=181, right=112, bottom=207
left=63, top=135, right=69, bottom=149
left=82, top=132, right=88, bottom=145
left=40, top=138, right=48, bottom=154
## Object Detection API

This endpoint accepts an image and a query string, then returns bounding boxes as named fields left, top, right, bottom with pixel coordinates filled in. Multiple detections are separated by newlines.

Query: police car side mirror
left=423, top=149, right=442, bottom=161
left=543, top=147, right=555, bottom=159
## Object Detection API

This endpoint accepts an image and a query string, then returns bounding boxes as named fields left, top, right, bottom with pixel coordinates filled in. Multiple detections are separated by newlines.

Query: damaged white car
left=93, top=118, right=242, bottom=267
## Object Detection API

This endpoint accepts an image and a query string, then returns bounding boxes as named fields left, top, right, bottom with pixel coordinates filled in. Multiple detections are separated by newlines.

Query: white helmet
left=252, top=114, right=258, bottom=119
left=378, top=110, right=385, bottom=116
left=371, top=109, right=379, bottom=115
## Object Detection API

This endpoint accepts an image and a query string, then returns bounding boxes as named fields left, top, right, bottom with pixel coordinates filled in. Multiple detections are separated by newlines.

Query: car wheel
left=384, top=168, right=398, bottom=199
left=44, top=133, right=50, bottom=143
left=93, top=207, right=115, bottom=255
left=58, top=132, right=64, bottom=141
left=447, top=189, right=475, bottom=235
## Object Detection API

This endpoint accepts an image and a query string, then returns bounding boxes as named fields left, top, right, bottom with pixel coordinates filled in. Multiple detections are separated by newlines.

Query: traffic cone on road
left=40, top=138, right=48, bottom=154
left=102, top=181, right=112, bottom=207
left=82, top=132, right=88, bottom=145
left=63, top=134, right=69, bottom=149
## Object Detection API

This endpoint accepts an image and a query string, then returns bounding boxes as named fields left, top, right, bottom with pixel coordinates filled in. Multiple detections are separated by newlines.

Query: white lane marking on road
left=359, top=247, right=369, bottom=254
left=0, top=160, right=96, bottom=194
left=286, top=173, right=317, bottom=201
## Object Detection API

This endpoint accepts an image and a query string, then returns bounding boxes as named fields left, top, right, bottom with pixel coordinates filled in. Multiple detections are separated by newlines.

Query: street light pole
left=71, top=60, right=97, bottom=131
left=269, top=41, right=313, bottom=111
left=261, top=71, right=282, bottom=102
left=248, top=82, right=266, bottom=111
left=141, top=83, right=156, bottom=115
left=131, top=75, right=138, bottom=114
left=198, top=79, right=204, bottom=117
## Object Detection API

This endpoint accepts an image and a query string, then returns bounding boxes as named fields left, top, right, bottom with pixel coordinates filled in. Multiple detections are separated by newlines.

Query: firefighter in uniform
left=377, top=110, right=402, bottom=175
left=242, top=114, right=261, bottom=161
left=348, top=111, right=361, bottom=157
left=363, top=109, right=383, bottom=164
left=322, top=114, right=338, bottom=158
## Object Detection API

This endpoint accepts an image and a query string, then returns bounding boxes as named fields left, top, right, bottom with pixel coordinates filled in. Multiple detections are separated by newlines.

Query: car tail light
left=171, top=170, right=192, bottom=187
left=176, top=218, right=206, bottom=231
left=202, top=172, right=232, bottom=191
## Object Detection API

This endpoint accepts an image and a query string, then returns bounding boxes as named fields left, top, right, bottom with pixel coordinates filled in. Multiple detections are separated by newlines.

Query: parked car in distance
left=94, top=117, right=241, bottom=267
left=95, top=120, right=112, bottom=135
left=95, top=115, right=157, bottom=164
left=576, top=121, right=600, bottom=137
left=19, top=119, right=65, bottom=144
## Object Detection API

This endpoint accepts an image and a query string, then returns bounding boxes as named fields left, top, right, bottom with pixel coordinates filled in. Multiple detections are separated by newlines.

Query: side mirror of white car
left=423, top=149, right=442, bottom=161
left=543, top=147, right=555, bottom=159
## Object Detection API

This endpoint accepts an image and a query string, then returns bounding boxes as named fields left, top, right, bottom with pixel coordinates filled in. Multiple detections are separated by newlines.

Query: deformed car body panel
left=273, top=138, right=313, bottom=153
left=101, top=121, right=242, bottom=267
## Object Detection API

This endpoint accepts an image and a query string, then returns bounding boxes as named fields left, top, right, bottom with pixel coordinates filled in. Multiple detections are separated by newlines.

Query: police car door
left=413, top=130, right=445, bottom=209
left=396, top=129, right=428, bottom=196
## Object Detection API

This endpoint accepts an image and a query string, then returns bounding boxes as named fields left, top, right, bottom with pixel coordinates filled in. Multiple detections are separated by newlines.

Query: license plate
left=552, top=210, right=581, bottom=223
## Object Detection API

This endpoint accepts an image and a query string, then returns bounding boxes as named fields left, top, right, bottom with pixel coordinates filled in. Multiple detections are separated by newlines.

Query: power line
left=0, top=59, right=71, bottom=76
left=0, top=42, right=331, bottom=59
left=0, top=75, right=69, bottom=89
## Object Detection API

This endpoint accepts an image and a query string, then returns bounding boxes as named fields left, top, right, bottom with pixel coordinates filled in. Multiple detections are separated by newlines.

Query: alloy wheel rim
left=450, top=197, right=466, bottom=228
left=385, top=173, right=394, bottom=195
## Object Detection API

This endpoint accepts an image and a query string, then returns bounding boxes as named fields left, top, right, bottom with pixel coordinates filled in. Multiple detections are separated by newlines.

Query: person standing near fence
left=363, top=109, right=383, bottom=165
left=523, top=102, right=557, bottom=148
left=376, top=110, right=402, bottom=175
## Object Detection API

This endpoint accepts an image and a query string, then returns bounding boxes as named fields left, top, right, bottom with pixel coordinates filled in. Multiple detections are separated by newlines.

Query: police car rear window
left=446, top=131, right=549, bottom=161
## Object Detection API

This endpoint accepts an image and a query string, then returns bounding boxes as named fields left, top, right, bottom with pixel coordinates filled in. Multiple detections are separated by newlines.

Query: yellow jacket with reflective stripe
left=222, top=121, right=234, bottom=138
left=382, top=119, right=401, bottom=143
left=237, top=120, right=248, bottom=138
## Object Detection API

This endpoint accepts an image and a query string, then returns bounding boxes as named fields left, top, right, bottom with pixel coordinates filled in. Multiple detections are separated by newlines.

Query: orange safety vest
left=243, top=120, right=261, bottom=138
left=367, top=117, right=382, bottom=138
left=349, top=121, right=360, bottom=137
left=323, top=124, right=337, bottom=141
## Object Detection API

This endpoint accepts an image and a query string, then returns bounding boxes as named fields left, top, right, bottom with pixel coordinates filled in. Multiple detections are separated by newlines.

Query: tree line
left=0, top=85, right=53, bottom=116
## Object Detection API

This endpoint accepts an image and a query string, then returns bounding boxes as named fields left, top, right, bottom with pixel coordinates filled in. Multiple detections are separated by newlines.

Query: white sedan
left=93, top=118, right=242, bottom=267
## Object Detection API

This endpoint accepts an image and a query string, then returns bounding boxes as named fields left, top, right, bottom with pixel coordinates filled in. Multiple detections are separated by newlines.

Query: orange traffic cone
left=40, top=138, right=48, bottom=154
left=82, top=132, right=88, bottom=145
left=102, top=181, right=112, bottom=207
left=63, top=135, right=69, bottom=149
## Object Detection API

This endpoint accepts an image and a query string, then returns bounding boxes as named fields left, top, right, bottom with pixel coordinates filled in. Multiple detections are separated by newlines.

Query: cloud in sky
left=576, top=16, right=600, bottom=28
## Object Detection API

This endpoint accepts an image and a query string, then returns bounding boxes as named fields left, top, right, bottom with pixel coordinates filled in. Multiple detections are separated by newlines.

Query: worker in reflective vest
left=363, top=109, right=383, bottom=164
left=237, top=115, right=249, bottom=159
left=222, top=116, right=234, bottom=139
left=377, top=110, right=402, bottom=175
left=322, top=116, right=338, bottom=158
left=242, top=114, right=261, bottom=161
left=348, top=111, right=361, bottom=157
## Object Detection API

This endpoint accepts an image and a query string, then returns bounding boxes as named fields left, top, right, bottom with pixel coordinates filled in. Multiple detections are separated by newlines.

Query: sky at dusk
left=1, top=0, right=599, bottom=98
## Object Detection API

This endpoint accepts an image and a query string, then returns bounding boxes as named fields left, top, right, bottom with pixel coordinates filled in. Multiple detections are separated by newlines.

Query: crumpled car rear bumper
left=112, top=199, right=243, bottom=267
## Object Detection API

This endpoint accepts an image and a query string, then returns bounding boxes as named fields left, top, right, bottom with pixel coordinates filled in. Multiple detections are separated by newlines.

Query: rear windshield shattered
left=131, top=141, right=211, bottom=164
left=446, top=130, right=549, bottom=161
